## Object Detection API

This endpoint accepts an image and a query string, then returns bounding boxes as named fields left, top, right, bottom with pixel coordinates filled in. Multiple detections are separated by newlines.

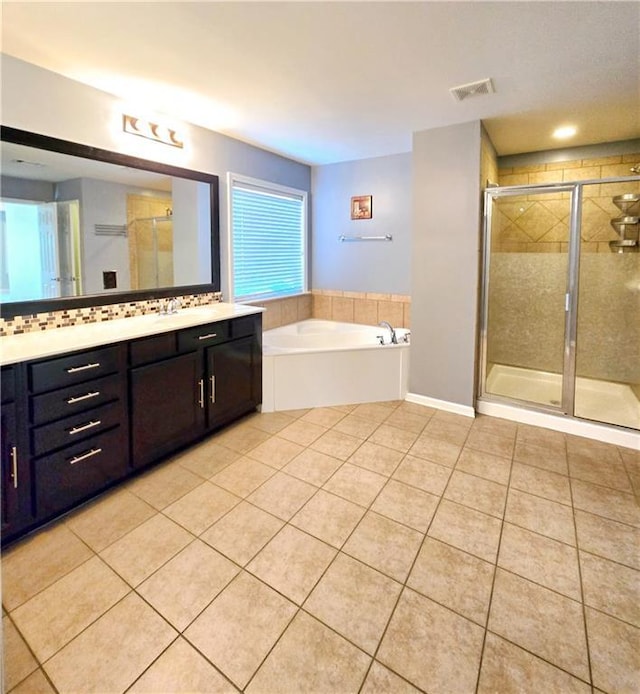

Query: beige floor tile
left=210, top=456, right=276, bottom=497
left=247, top=471, right=316, bottom=520
left=311, top=429, right=363, bottom=460
left=1, top=524, right=93, bottom=611
left=394, top=401, right=436, bottom=419
left=282, top=448, right=343, bottom=486
left=64, top=488, right=156, bottom=552
left=44, top=593, right=176, bottom=693
left=349, top=441, right=404, bottom=476
left=431, top=410, right=475, bottom=429
left=571, top=478, right=640, bottom=527
left=575, top=509, right=640, bottom=570
left=471, top=415, right=518, bottom=439
left=128, top=638, right=237, bottom=693
left=323, top=462, right=387, bottom=506
left=343, top=511, right=423, bottom=582
left=100, top=514, right=193, bottom=587
left=478, top=633, right=591, bottom=694
left=517, top=424, right=566, bottom=452
left=304, top=553, right=402, bottom=654
left=428, top=499, right=502, bottom=563
left=488, top=569, right=590, bottom=681
left=360, top=661, right=422, bottom=693
left=505, top=488, right=576, bottom=545
left=245, top=410, right=295, bottom=434
left=245, top=435, right=305, bottom=469
left=423, top=419, right=470, bottom=446
left=173, top=439, right=241, bottom=479
left=163, top=482, right=241, bottom=535
left=11, top=556, right=129, bottom=662
left=351, top=402, right=395, bottom=423
left=300, top=406, right=347, bottom=428
left=8, top=668, right=56, bottom=694
left=566, top=436, right=621, bottom=464
left=127, top=460, right=203, bottom=510
left=580, top=551, right=640, bottom=627
left=246, top=611, right=371, bottom=694
left=3, top=616, right=38, bottom=691
left=278, top=418, right=327, bottom=446
left=184, top=572, right=296, bottom=689
left=456, top=447, right=512, bottom=485
left=444, top=470, right=507, bottom=518
left=513, top=440, right=568, bottom=475
left=371, top=479, right=439, bottom=532
left=408, top=434, right=462, bottom=467
left=568, top=452, right=633, bottom=493
left=137, top=540, right=238, bottom=631
left=392, top=454, right=452, bottom=495
left=333, top=414, right=380, bottom=439
left=407, top=537, right=494, bottom=625
left=586, top=607, right=640, bottom=694
left=510, top=462, right=572, bottom=505
left=247, top=525, right=336, bottom=604
left=378, top=588, right=484, bottom=693
left=291, top=490, right=365, bottom=548
left=384, top=409, right=431, bottom=434
left=465, top=429, right=515, bottom=459
left=200, top=501, right=284, bottom=566
left=212, top=422, right=272, bottom=454
left=369, top=424, right=419, bottom=454
left=498, top=523, right=581, bottom=600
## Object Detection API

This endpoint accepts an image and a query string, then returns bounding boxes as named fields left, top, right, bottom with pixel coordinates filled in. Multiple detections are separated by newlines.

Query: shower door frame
left=479, top=174, right=640, bottom=425
left=479, top=182, right=580, bottom=417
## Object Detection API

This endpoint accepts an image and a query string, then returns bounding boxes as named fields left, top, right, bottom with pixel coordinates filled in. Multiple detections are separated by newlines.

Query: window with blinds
left=229, top=174, right=307, bottom=302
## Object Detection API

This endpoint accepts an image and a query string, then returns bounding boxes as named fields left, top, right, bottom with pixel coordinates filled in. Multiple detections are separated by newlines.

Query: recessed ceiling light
left=553, top=125, right=577, bottom=140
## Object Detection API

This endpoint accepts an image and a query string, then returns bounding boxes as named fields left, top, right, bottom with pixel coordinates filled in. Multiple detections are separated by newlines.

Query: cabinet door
left=1, top=402, right=30, bottom=538
left=130, top=351, right=204, bottom=468
left=206, top=336, right=257, bottom=430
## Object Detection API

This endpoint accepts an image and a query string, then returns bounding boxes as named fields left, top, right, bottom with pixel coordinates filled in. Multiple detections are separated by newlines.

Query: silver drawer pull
left=197, top=333, right=217, bottom=341
left=67, top=390, right=100, bottom=404
left=10, top=446, right=18, bottom=489
left=69, top=447, right=102, bottom=465
left=210, top=375, right=216, bottom=404
left=69, top=419, right=101, bottom=436
left=66, top=362, right=100, bottom=374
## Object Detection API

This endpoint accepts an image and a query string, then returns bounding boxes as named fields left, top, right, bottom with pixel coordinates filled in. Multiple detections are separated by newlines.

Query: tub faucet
left=378, top=320, right=397, bottom=344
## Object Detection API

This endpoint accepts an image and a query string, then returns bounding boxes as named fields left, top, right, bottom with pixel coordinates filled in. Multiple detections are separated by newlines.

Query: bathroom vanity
left=0, top=303, right=262, bottom=544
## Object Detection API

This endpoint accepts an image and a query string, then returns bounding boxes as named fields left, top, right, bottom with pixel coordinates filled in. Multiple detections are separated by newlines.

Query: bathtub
left=261, top=319, right=410, bottom=412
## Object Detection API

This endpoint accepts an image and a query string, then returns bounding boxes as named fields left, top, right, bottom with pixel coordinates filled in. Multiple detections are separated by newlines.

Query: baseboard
left=405, top=392, right=476, bottom=419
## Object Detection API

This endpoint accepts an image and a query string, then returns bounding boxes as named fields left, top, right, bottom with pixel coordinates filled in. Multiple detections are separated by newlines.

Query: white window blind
left=229, top=175, right=307, bottom=302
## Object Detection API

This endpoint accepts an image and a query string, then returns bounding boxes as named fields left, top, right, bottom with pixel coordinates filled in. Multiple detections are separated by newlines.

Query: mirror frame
left=0, top=126, right=220, bottom=320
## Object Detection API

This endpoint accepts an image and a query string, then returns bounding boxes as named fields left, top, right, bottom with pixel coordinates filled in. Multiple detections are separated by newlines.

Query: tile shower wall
left=495, top=153, right=640, bottom=253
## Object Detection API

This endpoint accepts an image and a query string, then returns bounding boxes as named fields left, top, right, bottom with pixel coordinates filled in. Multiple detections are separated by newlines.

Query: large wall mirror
left=0, top=126, right=220, bottom=319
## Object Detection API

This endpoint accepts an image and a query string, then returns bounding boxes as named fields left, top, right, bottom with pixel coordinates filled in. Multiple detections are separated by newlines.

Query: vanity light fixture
left=122, top=114, right=184, bottom=148
left=552, top=125, right=577, bottom=140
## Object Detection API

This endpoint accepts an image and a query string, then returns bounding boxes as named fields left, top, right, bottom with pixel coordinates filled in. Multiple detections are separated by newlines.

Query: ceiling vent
left=449, top=78, right=494, bottom=102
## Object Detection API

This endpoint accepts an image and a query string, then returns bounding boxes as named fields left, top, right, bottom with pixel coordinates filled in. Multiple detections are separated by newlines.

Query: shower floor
left=486, top=364, right=640, bottom=430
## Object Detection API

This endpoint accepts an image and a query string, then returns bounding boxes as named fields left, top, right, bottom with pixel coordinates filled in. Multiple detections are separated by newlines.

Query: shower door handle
left=565, top=293, right=570, bottom=312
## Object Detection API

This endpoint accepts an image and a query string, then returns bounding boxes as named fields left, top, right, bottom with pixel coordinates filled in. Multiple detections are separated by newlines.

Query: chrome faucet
left=161, top=297, right=181, bottom=315
left=378, top=320, right=398, bottom=344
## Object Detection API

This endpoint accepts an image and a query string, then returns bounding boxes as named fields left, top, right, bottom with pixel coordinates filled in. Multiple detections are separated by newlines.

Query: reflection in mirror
left=0, top=127, right=220, bottom=318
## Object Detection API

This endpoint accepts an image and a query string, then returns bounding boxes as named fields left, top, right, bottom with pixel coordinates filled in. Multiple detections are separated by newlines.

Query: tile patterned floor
left=3, top=402, right=640, bottom=693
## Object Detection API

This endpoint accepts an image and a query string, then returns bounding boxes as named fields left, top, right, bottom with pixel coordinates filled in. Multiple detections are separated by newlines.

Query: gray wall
left=312, top=153, right=411, bottom=294
left=411, top=121, right=482, bottom=407
left=0, top=176, right=54, bottom=202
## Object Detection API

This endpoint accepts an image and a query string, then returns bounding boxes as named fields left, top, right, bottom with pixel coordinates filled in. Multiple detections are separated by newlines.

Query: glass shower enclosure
left=479, top=175, right=640, bottom=431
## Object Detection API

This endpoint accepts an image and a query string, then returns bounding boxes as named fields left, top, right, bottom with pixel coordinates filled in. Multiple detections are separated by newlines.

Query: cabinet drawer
left=29, top=345, right=122, bottom=394
left=31, top=374, right=123, bottom=426
left=230, top=315, right=259, bottom=339
left=178, top=321, right=228, bottom=352
left=34, top=427, right=127, bottom=518
left=31, top=400, right=123, bottom=457
left=130, top=332, right=177, bottom=367
left=1, top=367, right=15, bottom=403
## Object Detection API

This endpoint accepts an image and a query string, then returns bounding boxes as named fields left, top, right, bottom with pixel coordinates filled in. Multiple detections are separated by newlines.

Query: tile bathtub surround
left=312, top=290, right=411, bottom=329
left=3, top=403, right=639, bottom=693
left=0, top=291, right=224, bottom=337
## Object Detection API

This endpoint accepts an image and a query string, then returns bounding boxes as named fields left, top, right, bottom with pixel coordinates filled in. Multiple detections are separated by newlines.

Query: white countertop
left=0, top=303, right=264, bottom=366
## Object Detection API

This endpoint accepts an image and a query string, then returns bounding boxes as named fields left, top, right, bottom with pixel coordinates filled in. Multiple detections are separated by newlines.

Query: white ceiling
left=2, top=1, right=639, bottom=165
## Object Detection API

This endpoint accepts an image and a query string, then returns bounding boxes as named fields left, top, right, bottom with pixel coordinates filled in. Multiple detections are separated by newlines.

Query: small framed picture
left=351, top=195, right=372, bottom=220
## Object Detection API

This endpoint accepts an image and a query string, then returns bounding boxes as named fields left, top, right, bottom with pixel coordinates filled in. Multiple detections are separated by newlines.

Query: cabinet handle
left=198, top=379, right=204, bottom=408
left=67, top=390, right=100, bottom=404
left=10, top=446, right=18, bottom=489
left=210, top=375, right=216, bottom=404
left=197, top=333, right=217, bottom=341
left=69, top=419, right=101, bottom=436
left=69, top=447, right=102, bottom=465
left=66, top=362, right=100, bottom=374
